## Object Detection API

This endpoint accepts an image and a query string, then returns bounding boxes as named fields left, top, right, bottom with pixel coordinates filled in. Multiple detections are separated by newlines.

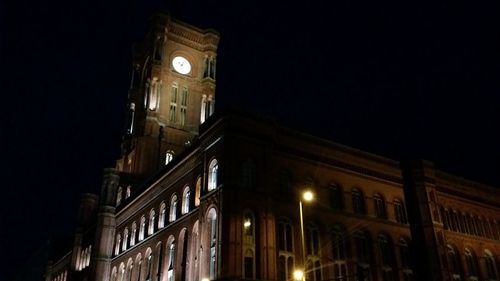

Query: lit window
left=170, top=195, right=178, bottom=222
left=139, top=216, right=146, bottom=241
left=208, top=159, right=219, bottom=191
left=165, top=151, right=174, bottom=165
left=148, top=209, right=156, bottom=235
left=208, top=208, right=218, bottom=279
left=167, top=238, right=176, bottom=281
left=122, top=228, right=129, bottom=251
left=130, top=222, right=137, bottom=246
left=115, top=234, right=121, bottom=256
left=243, top=211, right=256, bottom=279
left=180, top=87, right=188, bottom=126
left=116, top=186, right=123, bottom=206
left=159, top=202, right=166, bottom=228
left=195, top=176, right=201, bottom=206
left=170, top=84, right=178, bottom=123
left=182, top=186, right=190, bottom=214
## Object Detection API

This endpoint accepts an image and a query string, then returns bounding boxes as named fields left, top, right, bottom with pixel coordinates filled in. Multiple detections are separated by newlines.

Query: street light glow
left=243, top=219, right=251, bottom=228
left=302, top=190, right=314, bottom=202
left=293, top=270, right=304, bottom=281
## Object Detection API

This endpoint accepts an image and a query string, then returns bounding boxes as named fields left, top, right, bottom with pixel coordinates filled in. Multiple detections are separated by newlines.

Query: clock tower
left=117, top=13, right=219, bottom=177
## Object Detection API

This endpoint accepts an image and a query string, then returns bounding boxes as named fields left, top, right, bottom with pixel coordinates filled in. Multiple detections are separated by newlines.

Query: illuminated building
left=46, top=13, right=500, bottom=281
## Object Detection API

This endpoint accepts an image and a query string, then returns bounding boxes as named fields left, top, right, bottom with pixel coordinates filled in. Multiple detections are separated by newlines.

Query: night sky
left=3, top=1, right=500, bottom=280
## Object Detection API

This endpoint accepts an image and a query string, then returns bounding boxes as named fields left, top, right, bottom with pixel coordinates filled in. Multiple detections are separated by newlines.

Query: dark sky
left=3, top=0, right=500, bottom=280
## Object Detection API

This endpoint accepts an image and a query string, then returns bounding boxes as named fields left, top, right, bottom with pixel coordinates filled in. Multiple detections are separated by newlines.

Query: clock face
left=172, top=56, right=191, bottom=75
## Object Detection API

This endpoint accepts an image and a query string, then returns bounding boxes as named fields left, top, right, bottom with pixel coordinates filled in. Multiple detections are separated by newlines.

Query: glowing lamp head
left=302, top=190, right=314, bottom=202
left=293, top=270, right=304, bottom=281
left=243, top=219, right=251, bottom=228
left=201, top=278, right=210, bottom=281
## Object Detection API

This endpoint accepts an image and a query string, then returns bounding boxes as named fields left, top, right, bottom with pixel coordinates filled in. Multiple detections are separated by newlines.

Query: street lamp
left=299, top=190, right=314, bottom=281
left=293, top=269, right=304, bottom=281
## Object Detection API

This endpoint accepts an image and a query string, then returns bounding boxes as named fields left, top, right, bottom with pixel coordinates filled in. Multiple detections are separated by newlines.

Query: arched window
left=148, top=209, right=156, bottom=235
left=208, top=159, right=219, bottom=191
left=182, top=186, right=190, bottom=214
left=394, top=199, right=408, bottom=224
left=170, top=84, right=178, bottom=122
left=332, top=226, right=349, bottom=281
left=110, top=267, right=118, bottom=281
left=170, top=195, right=178, bottom=222
left=122, top=228, right=129, bottom=251
left=118, top=262, right=125, bottom=281
left=207, top=208, right=218, bottom=280
left=352, top=188, right=366, bottom=214
left=305, top=224, right=321, bottom=281
left=159, top=202, right=166, bottom=228
left=373, top=194, right=386, bottom=219
left=125, top=258, right=134, bottom=281
left=243, top=211, right=256, bottom=279
left=125, top=186, right=131, bottom=199
left=145, top=248, right=153, bottom=281
left=379, top=234, right=395, bottom=281
left=447, top=245, right=462, bottom=281
left=354, top=230, right=372, bottom=281
left=464, top=248, right=478, bottom=280
left=167, top=237, right=176, bottom=281
left=154, top=242, right=163, bottom=281
left=115, top=234, right=121, bottom=256
left=117, top=186, right=123, bottom=206
left=399, top=238, right=413, bottom=280
left=134, top=253, right=143, bottom=281
left=485, top=250, right=499, bottom=280
left=166, top=150, right=175, bottom=165
left=329, top=184, right=343, bottom=210
left=130, top=222, right=137, bottom=246
left=195, top=176, right=201, bottom=206
left=277, top=219, right=294, bottom=281
left=139, top=216, right=146, bottom=241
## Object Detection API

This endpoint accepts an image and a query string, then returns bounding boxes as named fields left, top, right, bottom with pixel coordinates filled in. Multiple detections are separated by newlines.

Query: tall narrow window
left=170, top=195, right=178, bottom=222
left=130, top=222, right=137, bottom=246
left=373, top=194, right=386, bottom=218
left=166, top=238, right=175, bottom=281
left=165, top=150, right=174, bottom=165
left=243, top=211, right=256, bottom=279
left=352, top=188, right=365, bottom=214
left=180, top=87, right=188, bottom=126
left=148, top=209, right=155, bottom=235
left=148, top=78, right=160, bottom=111
left=159, top=202, right=166, bottom=228
left=240, top=160, right=256, bottom=189
left=139, top=216, right=146, bottom=241
left=394, top=199, right=408, bottom=224
left=485, top=250, right=499, bottom=280
left=447, top=245, right=462, bottom=281
left=208, top=208, right=218, bottom=280
left=195, top=177, right=201, bottom=206
left=126, top=186, right=131, bottom=199
left=115, top=234, right=121, bottom=256
left=306, top=225, right=321, bottom=281
left=170, top=84, right=178, bottom=123
left=200, top=95, right=207, bottom=124
left=329, top=184, right=343, bottom=210
left=277, top=219, right=294, bottom=281
left=208, top=159, right=219, bottom=191
left=122, top=228, right=129, bottom=251
left=117, top=186, right=123, bottom=206
left=182, top=186, right=190, bottom=214
left=379, top=235, right=395, bottom=281
left=354, top=231, right=372, bottom=281
left=464, top=249, right=478, bottom=280
left=332, top=226, right=349, bottom=281
left=399, top=238, right=413, bottom=280
left=145, top=248, right=153, bottom=281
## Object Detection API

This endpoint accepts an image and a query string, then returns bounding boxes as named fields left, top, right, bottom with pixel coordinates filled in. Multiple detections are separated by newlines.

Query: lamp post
left=299, top=190, right=314, bottom=281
